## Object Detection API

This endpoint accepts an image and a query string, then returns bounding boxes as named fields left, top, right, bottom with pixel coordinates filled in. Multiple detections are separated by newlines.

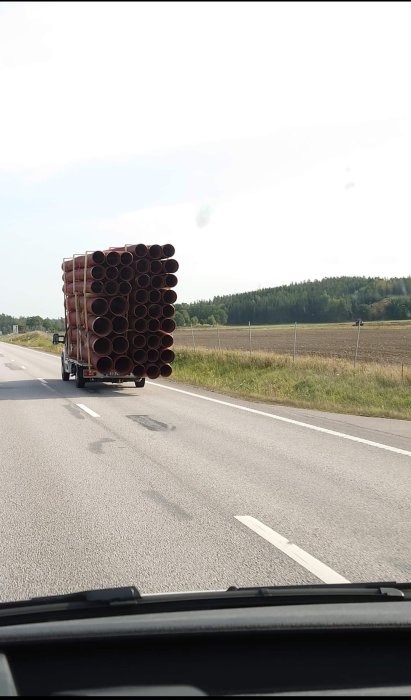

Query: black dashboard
left=1, top=602, right=411, bottom=696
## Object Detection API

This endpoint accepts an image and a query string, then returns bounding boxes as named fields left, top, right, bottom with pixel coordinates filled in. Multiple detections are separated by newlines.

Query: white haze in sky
left=0, top=1, right=410, bottom=316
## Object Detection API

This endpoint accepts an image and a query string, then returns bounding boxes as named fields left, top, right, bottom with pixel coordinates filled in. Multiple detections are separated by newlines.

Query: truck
left=53, top=332, right=145, bottom=389
left=58, top=243, right=177, bottom=389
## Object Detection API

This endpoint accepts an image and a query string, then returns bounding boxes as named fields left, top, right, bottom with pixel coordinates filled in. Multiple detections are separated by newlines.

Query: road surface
left=0, top=342, right=410, bottom=602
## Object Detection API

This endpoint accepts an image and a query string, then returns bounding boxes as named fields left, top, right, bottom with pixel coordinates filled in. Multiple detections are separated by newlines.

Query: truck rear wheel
left=61, top=355, right=70, bottom=381
left=134, top=378, right=145, bottom=388
left=76, top=367, right=86, bottom=388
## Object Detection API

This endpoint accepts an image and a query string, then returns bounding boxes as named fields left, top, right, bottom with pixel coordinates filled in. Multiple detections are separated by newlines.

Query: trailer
left=53, top=333, right=145, bottom=389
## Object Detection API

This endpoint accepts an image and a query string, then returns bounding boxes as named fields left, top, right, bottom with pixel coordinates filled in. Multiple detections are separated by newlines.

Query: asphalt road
left=0, top=342, right=411, bottom=602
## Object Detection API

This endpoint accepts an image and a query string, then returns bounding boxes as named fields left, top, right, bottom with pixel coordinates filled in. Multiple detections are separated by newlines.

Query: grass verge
left=171, top=348, right=411, bottom=420
left=0, top=331, right=61, bottom=354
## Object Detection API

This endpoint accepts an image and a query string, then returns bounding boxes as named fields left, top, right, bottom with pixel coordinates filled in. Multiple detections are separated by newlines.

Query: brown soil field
left=173, top=323, right=411, bottom=365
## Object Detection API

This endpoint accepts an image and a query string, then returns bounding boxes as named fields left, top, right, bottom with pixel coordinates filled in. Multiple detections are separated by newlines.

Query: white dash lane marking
left=146, top=382, right=411, bottom=458
left=76, top=403, right=100, bottom=418
left=235, top=516, right=349, bottom=584
left=37, top=377, right=53, bottom=390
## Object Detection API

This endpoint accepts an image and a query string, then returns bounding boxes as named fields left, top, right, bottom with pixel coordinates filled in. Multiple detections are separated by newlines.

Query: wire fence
left=173, top=322, right=411, bottom=371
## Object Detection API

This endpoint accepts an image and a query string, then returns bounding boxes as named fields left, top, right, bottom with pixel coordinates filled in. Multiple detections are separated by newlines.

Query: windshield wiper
left=0, top=582, right=409, bottom=626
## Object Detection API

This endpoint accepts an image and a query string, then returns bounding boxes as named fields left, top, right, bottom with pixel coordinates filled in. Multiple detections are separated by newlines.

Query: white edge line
left=235, top=516, right=350, bottom=584
left=76, top=403, right=100, bottom=418
left=146, top=382, right=411, bottom=458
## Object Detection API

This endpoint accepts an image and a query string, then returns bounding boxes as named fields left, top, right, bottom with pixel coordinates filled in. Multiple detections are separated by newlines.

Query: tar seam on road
left=76, top=403, right=101, bottom=418
left=147, top=382, right=411, bottom=458
left=235, top=516, right=350, bottom=584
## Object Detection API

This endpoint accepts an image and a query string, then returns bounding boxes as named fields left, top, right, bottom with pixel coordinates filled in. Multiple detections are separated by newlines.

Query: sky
left=1, top=1, right=411, bottom=317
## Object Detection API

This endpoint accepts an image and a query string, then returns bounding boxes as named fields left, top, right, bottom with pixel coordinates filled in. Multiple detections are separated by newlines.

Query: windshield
left=0, top=1, right=410, bottom=605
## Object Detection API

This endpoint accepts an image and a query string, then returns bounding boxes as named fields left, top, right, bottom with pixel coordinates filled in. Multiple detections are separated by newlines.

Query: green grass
left=0, top=331, right=61, bottom=354
left=171, top=348, right=411, bottom=420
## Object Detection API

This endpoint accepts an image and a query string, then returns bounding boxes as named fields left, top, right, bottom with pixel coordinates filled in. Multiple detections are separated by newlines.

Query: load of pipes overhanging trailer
left=61, top=243, right=177, bottom=385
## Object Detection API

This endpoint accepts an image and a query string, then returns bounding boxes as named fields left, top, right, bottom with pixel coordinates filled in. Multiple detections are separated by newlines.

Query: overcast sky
left=1, top=1, right=411, bottom=318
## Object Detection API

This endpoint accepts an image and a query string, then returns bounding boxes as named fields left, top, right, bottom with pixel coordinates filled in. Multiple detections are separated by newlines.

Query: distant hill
left=175, top=276, right=411, bottom=326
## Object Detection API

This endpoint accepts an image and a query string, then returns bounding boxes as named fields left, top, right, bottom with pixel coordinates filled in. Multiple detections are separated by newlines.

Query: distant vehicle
left=353, top=318, right=364, bottom=326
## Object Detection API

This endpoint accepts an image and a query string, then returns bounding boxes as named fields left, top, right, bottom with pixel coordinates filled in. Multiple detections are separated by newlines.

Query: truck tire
left=76, top=367, right=86, bottom=388
left=61, top=359, right=70, bottom=382
left=134, top=378, right=145, bottom=388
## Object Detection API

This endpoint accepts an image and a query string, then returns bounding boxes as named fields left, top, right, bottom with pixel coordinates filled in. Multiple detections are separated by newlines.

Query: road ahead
left=1, top=342, right=411, bottom=602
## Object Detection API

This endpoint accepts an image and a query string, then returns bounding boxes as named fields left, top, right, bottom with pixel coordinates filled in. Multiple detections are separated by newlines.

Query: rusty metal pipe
left=136, top=274, right=150, bottom=288
left=119, top=266, right=134, bottom=281
left=119, top=251, right=133, bottom=266
left=118, top=281, right=132, bottom=295
left=132, top=364, right=146, bottom=378
left=133, top=334, right=146, bottom=348
left=132, top=305, right=147, bottom=319
left=162, top=259, right=179, bottom=273
left=162, top=304, right=175, bottom=319
left=160, top=348, right=175, bottom=364
left=148, top=304, right=162, bottom=319
left=151, top=275, right=166, bottom=289
left=112, top=316, right=128, bottom=334
left=114, top=355, right=133, bottom=375
left=88, top=334, right=112, bottom=355
left=135, top=259, right=150, bottom=273
left=109, top=296, right=127, bottom=315
left=147, top=334, right=161, bottom=349
left=94, top=355, right=114, bottom=373
left=103, top=280, right=119, bottom=295
left=149, top=289, right=162, bottom=303
left=64, top=265, right=105, bottom=282
left=134, top=289, right=149, bottom=304
left=147, top=349, right=159, bottom=363
left=105, top=265, right=119, bottom=280
left=132, top=349, right=147, bottom=364
left=146, top=364, right=161, bottom=379
left=111, top=335, right=129, bottom=354
left=79, top=297, right=109, bottom=316
left=87, top=316, right=113, bottom=336
left=148, top=318, right=160, bottom=332
left=148, top=244, right=163, bottom=260
left=150, top=259, right=163, bottom=274
left=62, top=251, right=105, bottom=271
left=105, top=250, right=121, bottom=266
left=65, top=280, right=104, bottom=295
left=133, top=318, right=148, bottom=333
left=164, top=274, right=178, bottom=288
left=162, top=244, right=175, bottom=258
left=160, top=364, right=173, bottom=377
left=160, top=333, right=174, bottom=348
left=162, top=289, right=177, bottom=304
left=161, top=318, right=176, bottom=333
left=128, top=243, right=148, bottom=258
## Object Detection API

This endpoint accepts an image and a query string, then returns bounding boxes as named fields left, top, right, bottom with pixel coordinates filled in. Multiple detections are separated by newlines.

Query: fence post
left=353, top=322, right=361, bottom=369
left=217, top=324, right=221, bottom=351
left=249, top=321, right=252, bottom=356
left=293, top=322, right=297, bottom=362
left=191, top=322, right=196, bottom=350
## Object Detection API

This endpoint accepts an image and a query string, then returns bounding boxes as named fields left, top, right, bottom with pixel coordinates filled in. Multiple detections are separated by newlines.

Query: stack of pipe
left=62, top=244, right=178, bottom=379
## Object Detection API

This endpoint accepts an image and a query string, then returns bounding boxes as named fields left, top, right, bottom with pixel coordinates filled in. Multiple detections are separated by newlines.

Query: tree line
left=2, top=277, right=411, bottom=333
left=174, top=276, right=411, bottom=326
left=0, top=314, right=65, bottom=335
